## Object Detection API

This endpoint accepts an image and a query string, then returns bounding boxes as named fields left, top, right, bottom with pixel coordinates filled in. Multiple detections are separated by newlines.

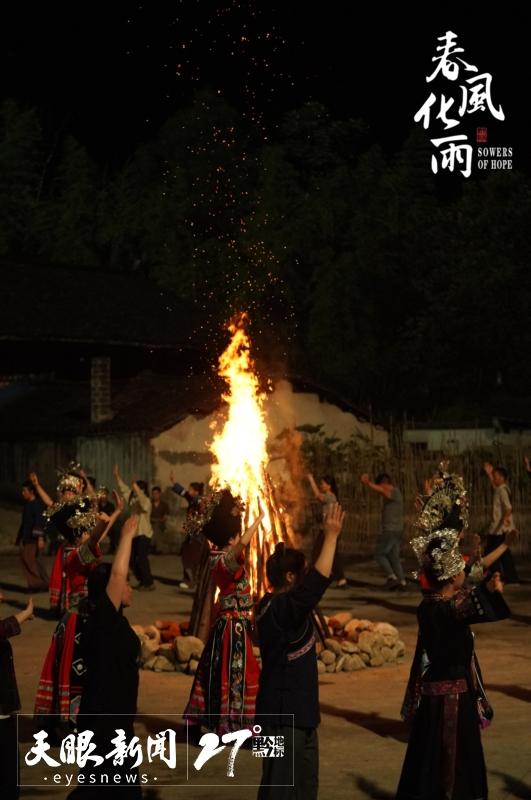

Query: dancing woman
left=30, top=469, right=86, bottom=615
left=70, top=516, right=141, bottom=797
left=114, top=464, right=154, bottom=590
left=397, top=465, right=510, bottom=800
left=183, top=489, right=262, bottom=735
left=34, top=496, right=123, bottom=731
left=170, top=472, right=207, bottom=590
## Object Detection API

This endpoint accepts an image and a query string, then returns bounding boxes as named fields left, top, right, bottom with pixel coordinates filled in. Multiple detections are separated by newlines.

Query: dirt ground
left=1, top=552, right=530, bottom=800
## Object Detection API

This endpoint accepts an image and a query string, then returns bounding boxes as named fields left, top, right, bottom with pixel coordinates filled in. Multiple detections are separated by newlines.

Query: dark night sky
left=2, top=2, right=531, bottom=170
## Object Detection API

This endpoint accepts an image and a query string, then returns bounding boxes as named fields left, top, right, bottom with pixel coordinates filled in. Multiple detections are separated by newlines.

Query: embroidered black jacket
left=255, top=568, right=330, bottom=729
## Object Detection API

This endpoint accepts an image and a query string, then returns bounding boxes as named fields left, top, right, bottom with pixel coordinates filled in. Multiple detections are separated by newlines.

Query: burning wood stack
left=133, top=315, right=407, bottom=673
left=205, top=313, right=295, bottom=598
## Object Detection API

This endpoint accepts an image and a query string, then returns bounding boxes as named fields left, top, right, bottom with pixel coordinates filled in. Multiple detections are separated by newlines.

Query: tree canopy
left=2, top=95, right=530, bottom=417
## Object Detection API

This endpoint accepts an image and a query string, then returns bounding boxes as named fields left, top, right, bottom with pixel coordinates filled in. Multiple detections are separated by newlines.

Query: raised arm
left=314, top=503, right=345, bottom=578
left=483, top=462, right=496, bottom=489
left=225, top=509, right=264, bottom=569
left=79, top=469, right=95, bottom=497
left=106, top=516, right=139, bottom=610
left=91, top=492, right=125, bottom=546
left=307, top=473, right=326, bottom=502
left=360, top=473, right=393, bottom=499
left=454, top=572, right=510, bottom=624
left=169, top=472, right=185, bottom=495
left=15, top=597, right=34, bottom=626
left=29, top=472, right=53, bottom=507
left=132, top=481, right=151, bottom=512
left=270, top=505, right=345, bottom=630
left=113, top=464, right=130, bottom=500
left=0, top=598, right=33, bottom=639
left=482, top=529, right=518, bottom=570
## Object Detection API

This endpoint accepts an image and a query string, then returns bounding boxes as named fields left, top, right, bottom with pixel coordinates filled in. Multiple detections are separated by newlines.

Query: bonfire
left=208, top=312, right=292, bottom=598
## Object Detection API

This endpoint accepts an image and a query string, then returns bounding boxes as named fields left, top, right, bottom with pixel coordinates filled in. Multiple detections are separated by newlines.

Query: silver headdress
left=44, top=495, right=99, bottom=542
left=416, top=460, right=468, bottom=534
left=56, top=462, right=85, bottom=496
left=411, top=528, right=465, bottom=581
left=411, top=461, right=467, bottom=581
left=183, top=485, right=245, bottom=540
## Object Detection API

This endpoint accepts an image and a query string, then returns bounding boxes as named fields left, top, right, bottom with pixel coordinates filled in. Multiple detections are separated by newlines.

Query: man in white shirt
left=483, top=463, right=519, bottom=583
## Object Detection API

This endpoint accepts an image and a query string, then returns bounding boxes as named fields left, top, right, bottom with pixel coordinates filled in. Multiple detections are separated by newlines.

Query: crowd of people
left=0, top=457, right=525, bottom=799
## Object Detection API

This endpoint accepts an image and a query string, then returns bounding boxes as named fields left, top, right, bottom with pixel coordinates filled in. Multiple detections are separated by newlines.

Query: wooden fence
left=299, top=428, right=531, bottom=558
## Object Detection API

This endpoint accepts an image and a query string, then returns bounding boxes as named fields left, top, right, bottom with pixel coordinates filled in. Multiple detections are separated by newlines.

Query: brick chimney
left=90, top=357, right=113, bottom=424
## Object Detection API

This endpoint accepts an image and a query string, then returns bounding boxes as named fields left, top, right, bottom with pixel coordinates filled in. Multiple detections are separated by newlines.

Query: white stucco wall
left=264, top=379, right=387, bottom=445
left=151, top=379, right=388, bottom=489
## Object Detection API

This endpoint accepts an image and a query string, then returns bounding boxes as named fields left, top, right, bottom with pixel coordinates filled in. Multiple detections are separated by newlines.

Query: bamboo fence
left=297, top=425, right=531, bottom=559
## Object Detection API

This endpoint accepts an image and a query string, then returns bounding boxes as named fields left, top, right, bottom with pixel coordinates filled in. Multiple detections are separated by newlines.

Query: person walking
left=360, top=472, right=406, bottom=590
left=482, top=463, right=519, bottom=583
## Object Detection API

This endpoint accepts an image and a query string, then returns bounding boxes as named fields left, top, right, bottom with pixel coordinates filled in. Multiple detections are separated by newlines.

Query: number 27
left=193, top=730, right=252, bottom=777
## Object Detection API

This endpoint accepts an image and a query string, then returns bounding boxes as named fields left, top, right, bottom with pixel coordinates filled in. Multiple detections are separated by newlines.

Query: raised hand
left=113, top=491, right=125, bottom=514
left=487, top=571, right=503, bottom=593
left=121, top=515, right=139, bottom=538
left=323, top=503, right=345, bottom=538
left=505, top=529, right=519, bottom=547
left=246, top=508, right=265, bottom=537
left=16, top=597, right=34, bottom=624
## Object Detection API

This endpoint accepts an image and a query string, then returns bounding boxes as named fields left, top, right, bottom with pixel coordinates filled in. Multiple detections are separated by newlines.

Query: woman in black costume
left=397, top=465, right=510, bottom=800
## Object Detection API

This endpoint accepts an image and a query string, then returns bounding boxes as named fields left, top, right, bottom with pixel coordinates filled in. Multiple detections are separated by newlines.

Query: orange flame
left=209, top=313, right=287, bottom=596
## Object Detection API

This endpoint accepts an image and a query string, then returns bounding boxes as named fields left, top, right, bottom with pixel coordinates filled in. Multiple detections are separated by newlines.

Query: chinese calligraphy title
left=414, top=31, right=504, bottom=177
